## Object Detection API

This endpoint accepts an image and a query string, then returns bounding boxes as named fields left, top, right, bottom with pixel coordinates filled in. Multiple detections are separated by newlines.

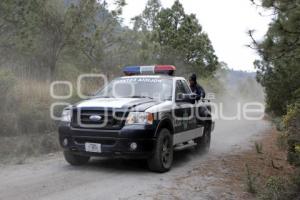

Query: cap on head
left=189, top=74, right=197, bottom=82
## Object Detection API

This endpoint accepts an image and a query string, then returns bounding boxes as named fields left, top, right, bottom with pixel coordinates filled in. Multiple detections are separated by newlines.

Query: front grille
left=74, top=137, right=116, bottom=145
left=71, top=109, right=127, bottom=130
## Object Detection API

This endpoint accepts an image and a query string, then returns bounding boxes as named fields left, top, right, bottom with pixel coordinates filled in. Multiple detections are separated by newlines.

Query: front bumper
left=58, top=123, right=156, bottom=159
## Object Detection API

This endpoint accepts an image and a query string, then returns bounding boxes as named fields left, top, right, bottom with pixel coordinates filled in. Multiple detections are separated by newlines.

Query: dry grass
left=0, top=78, right=59, bottom=163
left=0, top=76, right=104, bottom=164
left=0, top=132, right=60, bottom=164
left=155, top=128, right=296, bottom=200
left=16, top=79, right=51, bottom=102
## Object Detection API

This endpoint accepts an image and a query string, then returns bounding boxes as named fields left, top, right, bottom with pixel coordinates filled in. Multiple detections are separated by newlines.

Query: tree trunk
left=49, top=59, right=57, bottom=82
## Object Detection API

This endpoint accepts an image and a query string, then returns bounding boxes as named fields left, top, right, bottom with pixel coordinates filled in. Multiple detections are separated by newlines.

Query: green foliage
left=256, top=170, right=300, bottom=200
left=251, top=0, right=300, bottom=116
left=0, top=0, right=220, bottom=161
left=272, top=116, right=285, bottom=132
left=131, top=0, right=219, bottom=77
left=259, top=176, right=287, bottom=200
left=1, top=0, right=218, bottom=80
left=0, top=0, right=125, bottom=80
left=284, top=103, right=300, bottom=165
left=290, top=169, right=300, bottom=197
left=284, top=103, right=300, bottom=133
left=153, top=0, right=218, bottom=76
left=251, top=2, right=300, bottom=189
left=132, top=0, right=161, bottom=31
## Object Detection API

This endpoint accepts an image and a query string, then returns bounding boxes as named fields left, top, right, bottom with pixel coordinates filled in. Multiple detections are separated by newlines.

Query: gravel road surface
left=0, top=119, right=270, bottom=200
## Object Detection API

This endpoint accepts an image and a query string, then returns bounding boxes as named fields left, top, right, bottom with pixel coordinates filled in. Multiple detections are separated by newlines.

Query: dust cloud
left=203, top=69, right=270, bottom=153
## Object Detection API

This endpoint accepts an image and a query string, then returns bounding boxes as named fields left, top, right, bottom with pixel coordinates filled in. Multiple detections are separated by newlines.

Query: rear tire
left=63, top=151, right=90, bottom=166
left=147, top=128, right=173, bottom=173
left=195, top=125, right=211, bottom=153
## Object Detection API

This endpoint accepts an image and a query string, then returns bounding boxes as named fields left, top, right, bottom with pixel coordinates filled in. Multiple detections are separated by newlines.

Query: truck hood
left=75, top=98, right=159, bottom=111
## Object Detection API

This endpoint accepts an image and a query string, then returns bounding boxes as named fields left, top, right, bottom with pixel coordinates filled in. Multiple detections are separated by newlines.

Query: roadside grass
left=0, top=71, right=104, bottom=164
left=248, top=111, right=300, bottom=200
left=0, top=133, right=60, bottom=164
left=241, top=128, right=300, bottom=200
left=245, top=164, right=258, bottom=194
left=258, top=173, right=300, bottom=200
left=258, top=176, right=287, bottom=200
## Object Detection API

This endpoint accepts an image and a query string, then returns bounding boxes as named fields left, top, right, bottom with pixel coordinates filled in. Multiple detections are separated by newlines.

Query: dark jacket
left=190, top=83, right=206, bottom=99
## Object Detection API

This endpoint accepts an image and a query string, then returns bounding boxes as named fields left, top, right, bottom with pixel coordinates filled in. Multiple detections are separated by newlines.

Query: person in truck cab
left=189, top=73, right=206, bottom=99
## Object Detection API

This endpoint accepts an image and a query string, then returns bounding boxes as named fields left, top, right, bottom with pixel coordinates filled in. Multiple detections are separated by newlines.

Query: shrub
left=284, top=103, right=300, bottom=166
left=289, top=169, right=300, bottom=198
left=0, top=133, right=60, bottom=164
left=255, top=142, right=263, bottom=154
left=39, top=133, right=60, bottom=154
left=272, top=117, right=285, bottom=132
left=0, top=77, right=57, bottom=136
left=259, top=176, right=287, bottom=200
left=245, top=164, right=258, bottom=194
left=17, top=101, right=55, bottom=135
left=277, top=133, right=288, bottom=150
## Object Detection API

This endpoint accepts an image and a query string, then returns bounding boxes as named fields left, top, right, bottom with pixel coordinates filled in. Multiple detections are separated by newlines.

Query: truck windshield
left=96, top=77, right=173, bottom=101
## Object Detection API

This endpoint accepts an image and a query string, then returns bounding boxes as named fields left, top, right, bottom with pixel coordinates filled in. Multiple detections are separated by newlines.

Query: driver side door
left=173, top=80, right=197, bottom=134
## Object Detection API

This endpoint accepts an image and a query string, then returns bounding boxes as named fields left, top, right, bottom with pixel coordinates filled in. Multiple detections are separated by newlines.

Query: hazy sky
left=108, top=0, right=271, bottom=72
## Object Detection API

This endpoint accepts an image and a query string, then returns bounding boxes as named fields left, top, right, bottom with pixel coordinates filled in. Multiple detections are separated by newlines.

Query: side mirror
left=176, top=93, right=197, bottom=103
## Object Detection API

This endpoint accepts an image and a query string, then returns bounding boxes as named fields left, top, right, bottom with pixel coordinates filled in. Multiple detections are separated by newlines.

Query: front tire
left=63, top=151, right=90, bottom=166
left=148, top=128, right=173, bottom=173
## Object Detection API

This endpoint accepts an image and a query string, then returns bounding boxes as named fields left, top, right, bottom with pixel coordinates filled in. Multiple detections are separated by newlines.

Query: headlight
left=61, top=109, right=72, bottom=122
left=125, top=112, right=154, bottom=125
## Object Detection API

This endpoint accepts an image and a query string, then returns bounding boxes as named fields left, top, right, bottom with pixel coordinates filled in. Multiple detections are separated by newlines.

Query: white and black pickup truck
left=59, top=65, right=214, bottom=172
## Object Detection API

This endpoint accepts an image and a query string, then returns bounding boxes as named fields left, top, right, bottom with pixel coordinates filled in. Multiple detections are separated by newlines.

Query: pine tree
left=250, top=0, right=300, bottom=115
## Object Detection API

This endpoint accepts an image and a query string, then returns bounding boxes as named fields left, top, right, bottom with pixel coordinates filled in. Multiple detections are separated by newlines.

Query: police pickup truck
left=59, top=65, right=214, bottom=172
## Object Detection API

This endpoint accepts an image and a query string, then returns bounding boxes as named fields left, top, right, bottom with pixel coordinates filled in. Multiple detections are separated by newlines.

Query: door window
left=175, top=80, right=189, bottom=101
left=181, top=80, right=192, bottom=94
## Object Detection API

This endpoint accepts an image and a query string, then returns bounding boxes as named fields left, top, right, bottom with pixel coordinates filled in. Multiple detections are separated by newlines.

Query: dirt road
left=0, top=119, right=270, bottom=200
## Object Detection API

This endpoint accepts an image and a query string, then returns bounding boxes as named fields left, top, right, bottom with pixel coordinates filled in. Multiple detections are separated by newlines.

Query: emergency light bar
left=123, top=65, right=176, bottom=76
